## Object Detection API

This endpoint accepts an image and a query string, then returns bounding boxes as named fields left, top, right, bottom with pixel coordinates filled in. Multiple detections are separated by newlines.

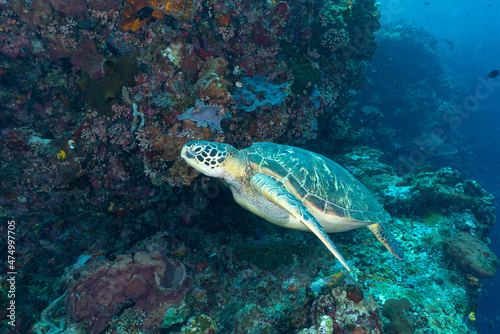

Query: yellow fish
left=57, top=150, right=66, bottom=160
left=468, top=312, right=476, bottom=321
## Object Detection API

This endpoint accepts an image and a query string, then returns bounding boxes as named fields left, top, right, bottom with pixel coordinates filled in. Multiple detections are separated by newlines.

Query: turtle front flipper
left=367, top=223, right=404, bottom=260
left=251, top=174, right=351, bottom=271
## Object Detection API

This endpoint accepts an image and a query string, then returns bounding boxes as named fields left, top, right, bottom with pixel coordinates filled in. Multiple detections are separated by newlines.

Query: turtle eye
left=191, top=145, right=203, bottom=154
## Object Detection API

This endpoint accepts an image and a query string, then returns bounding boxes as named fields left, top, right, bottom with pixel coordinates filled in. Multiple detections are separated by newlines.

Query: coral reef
left=0, top=0, right=496, bottom=334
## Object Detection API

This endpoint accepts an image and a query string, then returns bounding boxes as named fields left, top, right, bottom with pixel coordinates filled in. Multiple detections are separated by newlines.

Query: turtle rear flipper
left=251, top=174, right=351, bottom=271
left=367, top=223, right=405, bottom=260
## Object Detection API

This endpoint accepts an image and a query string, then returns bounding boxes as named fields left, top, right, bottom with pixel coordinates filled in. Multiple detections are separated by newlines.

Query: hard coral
left=194, top=57, right=230, bottom=102
left=64, top=251, right=189, bottom=333
left=386, top=168, right=496, bottom=236
left=444, top=231, right=499, bottom=278
left=382, top=298, right=414, bottom=334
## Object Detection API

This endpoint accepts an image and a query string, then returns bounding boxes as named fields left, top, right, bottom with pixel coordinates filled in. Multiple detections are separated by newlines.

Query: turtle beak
left=181, top=144, right=208, bottom=174
left=181, top=145, right=194, bottom=160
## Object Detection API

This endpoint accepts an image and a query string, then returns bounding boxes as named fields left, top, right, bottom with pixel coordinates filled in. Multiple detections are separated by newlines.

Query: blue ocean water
left=378, top=1, right=500, bottom=331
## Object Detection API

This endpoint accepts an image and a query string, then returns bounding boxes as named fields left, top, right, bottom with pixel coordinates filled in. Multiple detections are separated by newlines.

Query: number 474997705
left=7, top=220, right=16, bottom=271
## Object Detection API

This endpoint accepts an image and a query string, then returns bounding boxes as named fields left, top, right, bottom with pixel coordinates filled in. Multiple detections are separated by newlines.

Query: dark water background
left=377, top=0, right=500, bottom=331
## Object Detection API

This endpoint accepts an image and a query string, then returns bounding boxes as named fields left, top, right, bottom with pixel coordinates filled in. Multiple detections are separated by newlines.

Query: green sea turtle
left=180, top=141, right=404, bottom=271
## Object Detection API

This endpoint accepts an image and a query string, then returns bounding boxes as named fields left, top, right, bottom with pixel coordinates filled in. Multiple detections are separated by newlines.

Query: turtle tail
left=367, top=223, right=405, bottom=260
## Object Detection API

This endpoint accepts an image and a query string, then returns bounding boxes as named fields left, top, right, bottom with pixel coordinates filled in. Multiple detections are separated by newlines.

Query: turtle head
left=181, top=141, right=234, bottom=178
